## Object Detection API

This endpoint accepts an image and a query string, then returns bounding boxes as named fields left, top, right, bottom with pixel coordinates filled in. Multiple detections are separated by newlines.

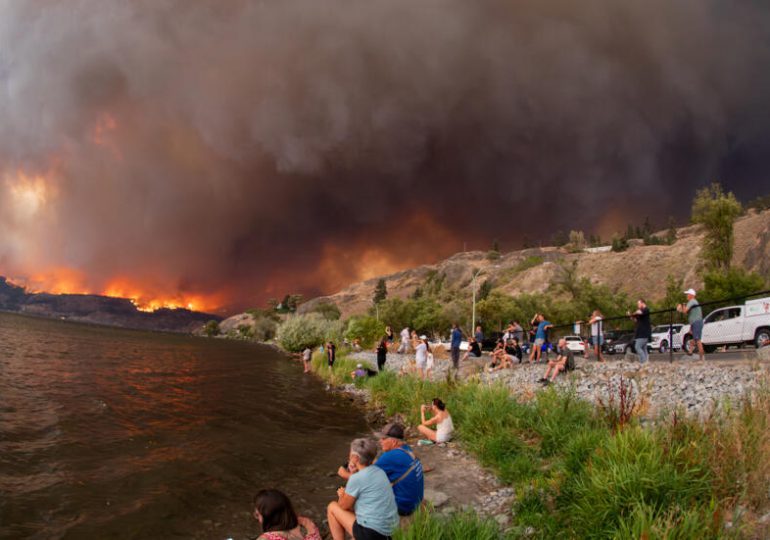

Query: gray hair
left=350, top=438, right=378, bottom=466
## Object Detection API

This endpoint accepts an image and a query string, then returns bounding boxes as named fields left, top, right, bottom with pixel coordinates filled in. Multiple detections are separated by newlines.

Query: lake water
left=0, top=313, right=368, bottom=539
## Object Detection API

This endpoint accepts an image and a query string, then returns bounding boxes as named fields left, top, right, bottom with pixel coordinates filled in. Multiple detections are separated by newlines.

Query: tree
left=568, top=230, right=586, bottom=252
left=552, top=230, right=568, bottom=247
left=553, top=260, right=581, bottom=300
left=665, top=217, right=677, bottom=245
left=203, top=320, right=220, bottom=337
left=699, top=268, right=766, bottom=304
left=487, top=239, right=501, bottom=261
left=478, top=279, right=493, bottom=301
left=275, top=313, right=344, bottom=352
left=522, top=235, right=534, bottom=249
left=611, top=235, right=629, bottom=252
left=311, top=301, right=341, bottom=320
left=658, top=274, right=685, bottom=310
left=345, top=315, right=385, bottom=347
left=373, top=278, right=388, bottom=304
left=691, top=182, right=742, bottom=270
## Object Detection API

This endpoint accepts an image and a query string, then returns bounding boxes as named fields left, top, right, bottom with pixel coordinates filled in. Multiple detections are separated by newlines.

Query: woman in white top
left=414, top=335, right=429, bottom=380
left=588, top=310, right=605, bottom=362
left=418, top=398, right=454, bottom=443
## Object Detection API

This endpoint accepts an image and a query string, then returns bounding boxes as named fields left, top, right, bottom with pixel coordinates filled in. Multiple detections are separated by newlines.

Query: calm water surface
left=0, top=313, right=368, bottom=539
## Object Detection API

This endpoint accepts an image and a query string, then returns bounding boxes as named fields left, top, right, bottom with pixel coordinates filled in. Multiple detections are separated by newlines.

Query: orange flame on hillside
left=12, top=270, right=221, bottom=313
left=102, top=278, right=221, bottom=313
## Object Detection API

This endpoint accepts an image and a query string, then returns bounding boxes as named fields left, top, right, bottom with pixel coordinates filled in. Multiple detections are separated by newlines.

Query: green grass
left=394, top=509, right=501, bottom=540
left=310, top=355, right=770, bottom=538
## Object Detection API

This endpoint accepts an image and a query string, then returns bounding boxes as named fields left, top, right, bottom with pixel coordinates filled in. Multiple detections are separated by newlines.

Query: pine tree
left=373, top=278, right=388, bottom=304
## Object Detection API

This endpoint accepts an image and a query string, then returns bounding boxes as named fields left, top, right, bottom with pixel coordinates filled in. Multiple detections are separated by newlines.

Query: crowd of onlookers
left=270, top=288, right=709, bottom=538
left=332, top=286, right=710, bottom=385
left=253, top=400, right=454, bottom=540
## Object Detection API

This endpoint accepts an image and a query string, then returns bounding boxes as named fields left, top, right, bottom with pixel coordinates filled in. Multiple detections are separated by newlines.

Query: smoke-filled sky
left=1, top=0, right=770, bottom=313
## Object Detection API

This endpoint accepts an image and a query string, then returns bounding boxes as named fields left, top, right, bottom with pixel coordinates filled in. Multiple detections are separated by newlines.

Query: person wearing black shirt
left=630, top=299, right=651, bottom=364
left=461, top=337, right=482, bottom=362
left=376, top=337, right=388, bottom=371
left=505, top=339, right=523, bottom=363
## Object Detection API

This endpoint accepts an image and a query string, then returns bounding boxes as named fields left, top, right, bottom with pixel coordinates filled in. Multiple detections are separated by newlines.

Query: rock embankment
left=350, top=348, right=770, bottom=418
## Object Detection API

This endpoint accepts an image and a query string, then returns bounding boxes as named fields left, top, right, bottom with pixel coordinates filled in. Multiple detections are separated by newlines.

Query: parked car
left=598, top=330, right=623, bottom=354
left=607, top=333, right=636, bottom=355
left=563, top=335, right=586, bottom=354
left=481, top=332, right=504, bottom=351
left=647, top=324, right=684, bottom=353
left=680, top=296, right=770, bottom=352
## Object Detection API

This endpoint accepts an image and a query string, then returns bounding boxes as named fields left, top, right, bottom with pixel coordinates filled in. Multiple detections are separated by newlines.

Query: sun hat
left=375, top=422, right=405, bottom=440
left=684, top=288, right=697, bottom=296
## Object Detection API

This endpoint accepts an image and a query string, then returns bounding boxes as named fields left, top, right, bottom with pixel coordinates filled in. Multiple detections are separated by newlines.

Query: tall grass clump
left=561, top=427, right=713, bottom=537
left=394, top=509, right=500, bottom=540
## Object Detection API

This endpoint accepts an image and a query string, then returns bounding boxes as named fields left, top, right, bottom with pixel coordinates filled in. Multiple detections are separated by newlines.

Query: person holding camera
left=629, top=299, right=651, bottom=364
left=417, top=398, right=454, bottom=444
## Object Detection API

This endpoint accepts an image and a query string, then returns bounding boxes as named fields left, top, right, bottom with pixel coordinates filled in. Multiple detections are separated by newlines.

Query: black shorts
left=353, top=521, right=391, bottom=540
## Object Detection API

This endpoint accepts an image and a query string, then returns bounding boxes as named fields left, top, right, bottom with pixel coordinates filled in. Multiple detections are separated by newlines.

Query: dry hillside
left=299, top=209, right=770, bottom=319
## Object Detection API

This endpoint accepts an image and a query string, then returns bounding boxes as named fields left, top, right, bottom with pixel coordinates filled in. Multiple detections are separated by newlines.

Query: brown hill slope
left=299, top=209, right=770, bottom=319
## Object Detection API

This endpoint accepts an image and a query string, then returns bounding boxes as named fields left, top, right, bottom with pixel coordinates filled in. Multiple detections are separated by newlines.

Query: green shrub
left=309, top=300, right=342, bottom=320
left=344, top=315, right=385, bottom=348
left=611, top=235, right=629, bottom=252
left=275, top=313, right=343, bottom=352
left=203, top=320, right=220, bottom=337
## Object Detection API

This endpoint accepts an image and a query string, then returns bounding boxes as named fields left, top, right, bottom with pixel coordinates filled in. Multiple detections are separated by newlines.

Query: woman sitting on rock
left=253, top=488, right=321, bottom=540
left=417, top=398, right=454, bottom=444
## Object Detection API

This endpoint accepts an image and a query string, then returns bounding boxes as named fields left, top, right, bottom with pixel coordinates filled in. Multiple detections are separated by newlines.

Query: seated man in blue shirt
left=376, top=423, right=424, bottom=516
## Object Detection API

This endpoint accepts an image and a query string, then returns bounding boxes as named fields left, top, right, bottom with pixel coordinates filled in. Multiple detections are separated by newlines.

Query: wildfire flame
left=12, top=270, right=220, bottom=313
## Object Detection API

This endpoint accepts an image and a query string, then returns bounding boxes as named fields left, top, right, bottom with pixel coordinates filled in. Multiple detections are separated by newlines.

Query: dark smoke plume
left=1, top=0, right=770, bottom=311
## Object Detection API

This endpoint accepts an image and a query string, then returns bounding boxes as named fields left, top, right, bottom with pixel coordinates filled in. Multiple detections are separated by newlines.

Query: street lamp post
left=471, top=269, right=483, bottom=334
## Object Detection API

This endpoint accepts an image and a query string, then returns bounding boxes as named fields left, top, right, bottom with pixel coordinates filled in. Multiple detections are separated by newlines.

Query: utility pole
left=471, top=268, right=483, bottom=333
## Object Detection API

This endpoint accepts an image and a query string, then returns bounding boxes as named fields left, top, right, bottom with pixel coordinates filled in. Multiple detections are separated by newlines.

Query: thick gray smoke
left=1, top=0, right=769, bottom=311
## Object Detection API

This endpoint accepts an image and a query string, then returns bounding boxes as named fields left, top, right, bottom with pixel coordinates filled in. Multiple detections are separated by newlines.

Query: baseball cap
left=356, top=363, right=363, bottom=368
left=684, top=288, right=697, bottom=296
left=419, top=335, right=427, bottom=340
left=375, top=422, right=405, bottom=440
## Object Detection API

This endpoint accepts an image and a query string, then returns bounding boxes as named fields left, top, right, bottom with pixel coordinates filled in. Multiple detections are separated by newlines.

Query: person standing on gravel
left=529, top=314, right=553, bottom=364
left=398, top=327, right=410, bottom=354
left=629, top=299, right=651, bottom=364
left=588, top=310, right=605, bottom=362
left=450, top=323, right=463, bottom=376
left=678, top=288, right=705, bottom=362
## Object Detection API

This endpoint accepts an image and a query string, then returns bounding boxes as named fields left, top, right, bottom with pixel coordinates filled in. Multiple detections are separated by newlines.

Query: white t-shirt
left=591, top=317, right=603, bottom=337
left=400, top=328, right=410, bottom=342
left=415, top=342, right=428, bottom=366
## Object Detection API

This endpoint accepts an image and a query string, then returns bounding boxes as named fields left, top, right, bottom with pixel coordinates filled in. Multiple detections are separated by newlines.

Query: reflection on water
left=0, top=313, right=368, bottom=539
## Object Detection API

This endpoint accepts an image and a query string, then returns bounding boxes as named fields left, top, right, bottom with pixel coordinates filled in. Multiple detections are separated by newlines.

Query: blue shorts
left=691, top=320, right=703, bottom=341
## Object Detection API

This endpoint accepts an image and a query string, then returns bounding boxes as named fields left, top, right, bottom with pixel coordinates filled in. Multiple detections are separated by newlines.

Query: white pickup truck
left=680, top=296, right=770, bottom=352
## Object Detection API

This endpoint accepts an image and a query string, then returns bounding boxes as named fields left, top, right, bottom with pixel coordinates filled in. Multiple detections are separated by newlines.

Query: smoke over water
left=1, top=0, right=770, bottom=312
